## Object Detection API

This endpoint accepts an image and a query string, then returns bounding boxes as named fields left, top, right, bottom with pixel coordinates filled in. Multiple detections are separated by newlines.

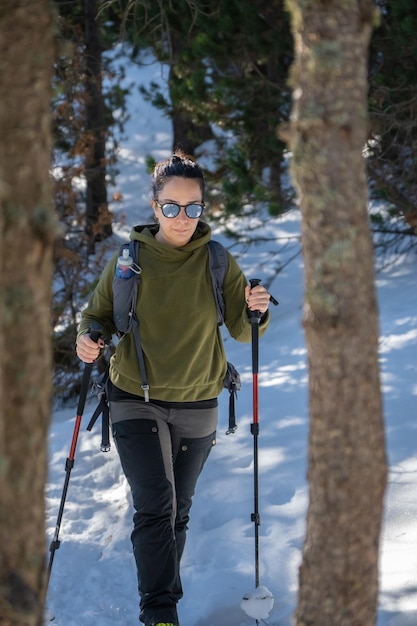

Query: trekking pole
left=46, top=326, right=102, bottom=591
left=248, top=278, right=263, bottom=601
left=242, top=281, right=278, bottom=624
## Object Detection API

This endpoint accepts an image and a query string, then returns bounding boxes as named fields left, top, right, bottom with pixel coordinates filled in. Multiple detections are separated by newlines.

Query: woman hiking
left=76, top=151, right=271, bottom=626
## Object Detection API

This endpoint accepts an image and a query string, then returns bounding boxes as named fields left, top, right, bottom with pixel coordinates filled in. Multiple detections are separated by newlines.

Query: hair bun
left=151, top=150, right=205, bottom=199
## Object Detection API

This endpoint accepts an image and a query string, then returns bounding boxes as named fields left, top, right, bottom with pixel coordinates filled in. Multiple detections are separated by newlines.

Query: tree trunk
left=168, top=31, right=214, bottom=156
left=170, top=103, right=214, bottom=156
left=0, top=1, right=56, bottom=624
left=84, top=0, right=112, bottom=252
left=284, top=2, right=387, bottom=625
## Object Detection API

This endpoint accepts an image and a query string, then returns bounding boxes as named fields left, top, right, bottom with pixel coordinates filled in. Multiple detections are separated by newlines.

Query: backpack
left=87, top=239, right=240, bottom=449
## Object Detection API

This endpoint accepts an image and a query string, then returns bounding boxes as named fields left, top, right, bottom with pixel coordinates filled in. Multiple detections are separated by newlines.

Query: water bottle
left=115, top=248, right=134, bottom=279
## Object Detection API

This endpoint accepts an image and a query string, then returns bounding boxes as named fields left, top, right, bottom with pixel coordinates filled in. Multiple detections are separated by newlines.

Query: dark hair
left=151, top=150, right=205, bottom=200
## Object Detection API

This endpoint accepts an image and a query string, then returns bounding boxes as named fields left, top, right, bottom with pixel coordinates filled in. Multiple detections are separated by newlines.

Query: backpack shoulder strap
left=118, top=239, right=139, bottom=262
left=112, top=240, right=149, bottom=401
left=86, top=365, right=111, bottom=452
left=207, top=241, right=240, bottom=434
left=128, top=239, right=139, bottom=263
left=112, top=240, right=141, bottom=335
left=207, top=240, right=229, bottom=326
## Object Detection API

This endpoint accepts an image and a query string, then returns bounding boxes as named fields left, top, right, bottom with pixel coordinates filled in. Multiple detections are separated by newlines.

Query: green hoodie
left=78, top=222, right=269, bottom=402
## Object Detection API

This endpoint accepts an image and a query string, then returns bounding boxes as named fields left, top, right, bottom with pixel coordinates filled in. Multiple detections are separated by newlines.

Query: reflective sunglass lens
left=161, top=203, right=180, bottom=218
left=185, top=204, right=204, bottom=218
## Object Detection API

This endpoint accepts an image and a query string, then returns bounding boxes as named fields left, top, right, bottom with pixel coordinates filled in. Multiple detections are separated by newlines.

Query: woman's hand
left=245, top=284, right=270, bottom=315
left=76, top=333, right=105, bottom=363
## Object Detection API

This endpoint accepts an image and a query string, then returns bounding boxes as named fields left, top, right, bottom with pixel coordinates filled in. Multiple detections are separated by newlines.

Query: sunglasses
left=155, top=200, right=205, bottom=219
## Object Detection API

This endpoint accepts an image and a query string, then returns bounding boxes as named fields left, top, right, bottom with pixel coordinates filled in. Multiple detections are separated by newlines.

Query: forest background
left=52, top=0, right=417, bottom=387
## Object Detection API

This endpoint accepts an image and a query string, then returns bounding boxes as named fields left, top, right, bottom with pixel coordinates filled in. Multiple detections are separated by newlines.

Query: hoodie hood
left=130, top=220, right=212, bottom=254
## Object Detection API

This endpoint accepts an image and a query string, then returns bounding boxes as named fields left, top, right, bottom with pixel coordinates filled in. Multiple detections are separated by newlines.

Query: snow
left=241, top=587, right=274, bottom=620
left=45, top=53, right=417, bottom=625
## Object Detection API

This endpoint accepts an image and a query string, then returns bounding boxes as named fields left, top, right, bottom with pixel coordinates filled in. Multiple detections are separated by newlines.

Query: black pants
left=110, top=399, right=217, bottom=626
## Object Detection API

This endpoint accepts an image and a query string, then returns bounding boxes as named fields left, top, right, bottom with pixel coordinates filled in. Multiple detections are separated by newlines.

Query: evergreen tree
left=119, top=0, right=294, bottom=215
left=367, top=1, right=417, bottom=237
left=52, top=0, right=130, bottom=396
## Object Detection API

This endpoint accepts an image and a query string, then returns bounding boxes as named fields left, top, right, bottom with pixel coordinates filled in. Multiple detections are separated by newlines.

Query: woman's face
left=152, top=177, right=203, bottom=248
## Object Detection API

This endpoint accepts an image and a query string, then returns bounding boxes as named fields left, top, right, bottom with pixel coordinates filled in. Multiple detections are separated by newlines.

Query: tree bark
left=283, top=1, right=387, bottom=625
left=0, top=1, right=56, bottom=624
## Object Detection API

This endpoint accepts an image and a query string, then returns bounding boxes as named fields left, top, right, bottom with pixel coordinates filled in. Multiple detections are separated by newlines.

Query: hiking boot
left=140, top=607, right=179, bottom=626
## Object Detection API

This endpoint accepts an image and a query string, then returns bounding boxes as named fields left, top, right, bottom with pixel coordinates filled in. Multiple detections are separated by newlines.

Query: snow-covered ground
left=45, top=54, right=417, bottom=626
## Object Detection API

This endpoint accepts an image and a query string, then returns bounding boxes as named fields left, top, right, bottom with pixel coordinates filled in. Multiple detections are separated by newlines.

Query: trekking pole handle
left=89, top=324, right=103, bottom=345
left=249, top=278, right=279, bottom=309
left=250, top=278, right=262, bottom=289
left=248, top=278, right=263, bottom=322
left=75, top=325, right=103, bottom=417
